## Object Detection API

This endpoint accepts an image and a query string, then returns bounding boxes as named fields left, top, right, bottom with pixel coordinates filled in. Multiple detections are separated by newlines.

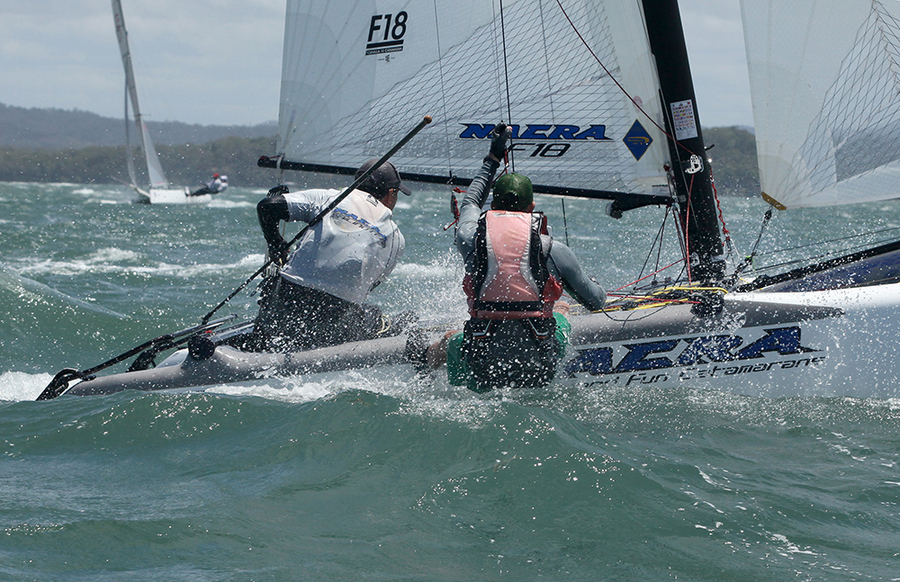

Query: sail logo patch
left=332, top=208, right=387, bottom=245
left=459, top=123, right=610, bottom=140
left=565, top=326, right=822, bottom=382
left=366, top=12, right=408, bottom=55
left=623, top=120, right=652, bottom=160
left=459, top=123, right=612, bottom=158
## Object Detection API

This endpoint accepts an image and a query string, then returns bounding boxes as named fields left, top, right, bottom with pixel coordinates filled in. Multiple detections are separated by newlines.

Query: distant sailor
left=190, top=173, right=228, bottom=196
left=418, top=124, right=606, bottom=393
left=237, top=159, right=413, bottom=352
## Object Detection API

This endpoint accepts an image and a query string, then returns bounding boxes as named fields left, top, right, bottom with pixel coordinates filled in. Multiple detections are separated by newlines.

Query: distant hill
left=704, top=126, right=760, bottom=197
left=0, top=104, right=760, bottom=195
left=0, top=136, right=294, bottom=188
left=0, top=102, right=277, bottom=149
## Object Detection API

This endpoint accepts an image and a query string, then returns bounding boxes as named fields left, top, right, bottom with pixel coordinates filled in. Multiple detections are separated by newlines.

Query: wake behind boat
left=40, top=0, right=900, bottom=400
left=112, top=0, right=200, bottom=205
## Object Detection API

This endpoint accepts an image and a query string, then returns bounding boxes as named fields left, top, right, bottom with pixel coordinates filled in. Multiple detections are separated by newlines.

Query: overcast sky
left=0, top=0, right=752, bottom=128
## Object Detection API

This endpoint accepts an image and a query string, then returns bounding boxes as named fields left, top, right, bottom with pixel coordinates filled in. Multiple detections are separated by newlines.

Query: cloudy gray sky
left=0, top=0, right=751, bottom=128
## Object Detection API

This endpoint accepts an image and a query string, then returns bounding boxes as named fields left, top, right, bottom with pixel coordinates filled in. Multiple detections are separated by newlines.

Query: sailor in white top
left=247, top=160, right=411, bottom=351
left=190, top=173, right=229, bottom=196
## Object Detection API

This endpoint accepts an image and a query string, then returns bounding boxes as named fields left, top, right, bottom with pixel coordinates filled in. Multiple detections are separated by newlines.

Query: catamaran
left=40, top=0, right=900, bottom=400
left=112, top=0, right=203, bottom=204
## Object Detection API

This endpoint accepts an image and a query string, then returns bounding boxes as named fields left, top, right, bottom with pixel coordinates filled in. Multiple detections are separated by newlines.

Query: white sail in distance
left=277, top=0, right=673, bottom=198
left=111, top=0, right=169, bottom=189
left=742, top=0, right=900, bottom=209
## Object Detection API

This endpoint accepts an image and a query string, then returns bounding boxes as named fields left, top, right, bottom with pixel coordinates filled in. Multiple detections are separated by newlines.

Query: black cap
left=355, top=159, right=412, bottom=197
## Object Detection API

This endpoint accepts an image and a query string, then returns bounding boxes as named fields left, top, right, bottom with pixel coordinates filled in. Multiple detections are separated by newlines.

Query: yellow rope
left=590, top=284, right=728, bottom=313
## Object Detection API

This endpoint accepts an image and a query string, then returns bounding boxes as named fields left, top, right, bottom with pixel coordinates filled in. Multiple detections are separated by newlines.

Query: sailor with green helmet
left=423, top=124, right=606, bottom=393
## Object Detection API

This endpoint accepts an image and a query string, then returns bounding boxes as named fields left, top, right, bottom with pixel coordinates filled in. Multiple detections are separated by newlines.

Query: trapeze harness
left=462, top=210, right=564, bottom=390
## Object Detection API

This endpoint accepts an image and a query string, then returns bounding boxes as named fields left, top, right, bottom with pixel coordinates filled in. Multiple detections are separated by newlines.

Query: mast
left=111, top=0, right=169, bottom=189
left=123, top=84, right=138, bottom=187
left=640, top=0, right=724, bottom=282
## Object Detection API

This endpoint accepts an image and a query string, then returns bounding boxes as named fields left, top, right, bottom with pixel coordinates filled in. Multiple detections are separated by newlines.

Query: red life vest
left=464, top=210, right=563, bottom=319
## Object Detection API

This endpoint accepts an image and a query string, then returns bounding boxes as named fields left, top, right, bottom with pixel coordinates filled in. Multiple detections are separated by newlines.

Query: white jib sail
left=742, top=0, right=900, bottom=209
left=111, top=0, right=169, bottom=189
left=277, top=0, right=672, bottom=197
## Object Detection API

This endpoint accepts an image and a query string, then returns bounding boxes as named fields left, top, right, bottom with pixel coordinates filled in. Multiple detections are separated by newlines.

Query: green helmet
left=492, top=173, right=533, bottom=211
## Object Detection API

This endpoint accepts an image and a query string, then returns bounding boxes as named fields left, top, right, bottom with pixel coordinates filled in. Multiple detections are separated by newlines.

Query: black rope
left=498, top=0, right=515, bottom=173
left=755, top=224, right=900, bottom=258
left=727, top=207, right=773, bottom=283
left=753, top=235, right=900, bottom=274
left=633, top=211, right=671, bottom=291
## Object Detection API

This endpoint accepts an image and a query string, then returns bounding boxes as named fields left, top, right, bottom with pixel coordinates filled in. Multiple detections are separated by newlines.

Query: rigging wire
left=727, top=206, right=773, bottom=282
left=631, top=210, right=672, bottom=290
left=498, top=0, right=515, bottom=173
left=683, top=172, right=695, bottom=282
left=709, top=166, right=735, bottom=252
left=554, top=0, right=745, bottom=290
left=482, top=0, right=728, bottom=311
left=728, top=219, right=900, bottom=279
left=430, top=0, right=454, bottom=181
left=756, top=224, right=900, bottom=257
left=751, top=235, right=900, bottom=274
left=616, top=259, right=685, bottom=293
left=553, top=0, right=698, bottom=161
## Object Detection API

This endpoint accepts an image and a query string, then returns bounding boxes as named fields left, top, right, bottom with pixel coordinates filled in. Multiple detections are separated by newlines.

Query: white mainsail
left=277, top=0, right=672, bottom=197
left=742, top=0, right=900, bottom=209
left=112, top=0, right=169, bottom=189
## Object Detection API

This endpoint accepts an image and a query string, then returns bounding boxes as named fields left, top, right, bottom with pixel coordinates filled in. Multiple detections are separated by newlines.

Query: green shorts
left=446, top=312, right=571, bottom=388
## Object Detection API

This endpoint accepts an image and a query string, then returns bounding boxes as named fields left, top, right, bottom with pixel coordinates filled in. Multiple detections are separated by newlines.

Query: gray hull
left=65, top=334, right=417, bottom=397
left=63, top=294, right=859, bottom=398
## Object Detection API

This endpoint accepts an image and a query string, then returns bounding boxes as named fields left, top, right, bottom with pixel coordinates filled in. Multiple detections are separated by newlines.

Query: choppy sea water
left=2, top=181, right=900, bottom=581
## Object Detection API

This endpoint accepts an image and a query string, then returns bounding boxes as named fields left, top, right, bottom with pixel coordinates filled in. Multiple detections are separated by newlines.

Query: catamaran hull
left=64, top=335, right=417, bottom=397
left=62, top=282, right=900, bottom=400
left=565, top=283, right=900, bottom=399
left=134, top=187, right=210, bottom=205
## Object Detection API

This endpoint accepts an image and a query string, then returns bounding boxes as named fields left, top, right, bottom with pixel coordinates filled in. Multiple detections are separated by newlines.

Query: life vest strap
left=472, top=300, right=544, bottom=313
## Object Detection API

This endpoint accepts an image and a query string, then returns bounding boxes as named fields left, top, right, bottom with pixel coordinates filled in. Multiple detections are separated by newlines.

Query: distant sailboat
left=111, top=0, right=203, bottom=204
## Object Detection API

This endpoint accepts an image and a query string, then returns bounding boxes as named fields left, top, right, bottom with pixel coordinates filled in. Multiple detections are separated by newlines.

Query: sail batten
left=275, top=0, right=673, bottom=200
left=743, top=0, right=900, bottom=209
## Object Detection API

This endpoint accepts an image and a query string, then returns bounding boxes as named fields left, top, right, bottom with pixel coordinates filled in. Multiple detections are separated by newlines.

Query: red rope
left=613, top=258, right=686, bottom=292
left=709, top=168, right=731, bottom=242
left=684, top=173, right=695, bottom=282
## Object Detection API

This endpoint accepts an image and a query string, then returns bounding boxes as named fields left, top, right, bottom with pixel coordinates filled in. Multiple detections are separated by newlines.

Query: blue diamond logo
left=623, top=120, right=652, bottom=161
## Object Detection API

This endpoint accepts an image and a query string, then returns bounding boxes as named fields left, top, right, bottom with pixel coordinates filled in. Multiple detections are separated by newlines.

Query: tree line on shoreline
left=0, top=127, right=760, bottom=195
left=0, top=102, right=277, bottom=150
left=0, top=136, right=279, bottom=189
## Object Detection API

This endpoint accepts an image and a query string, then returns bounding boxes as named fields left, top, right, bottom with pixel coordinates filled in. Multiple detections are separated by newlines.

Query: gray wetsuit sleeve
left=455, top=157, right=500, bottom=263
left=547, top=239, right=606, bottom=311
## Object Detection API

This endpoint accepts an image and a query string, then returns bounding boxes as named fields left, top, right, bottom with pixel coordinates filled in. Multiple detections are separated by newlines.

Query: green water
left=2, top=182, right=900, bottom=580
